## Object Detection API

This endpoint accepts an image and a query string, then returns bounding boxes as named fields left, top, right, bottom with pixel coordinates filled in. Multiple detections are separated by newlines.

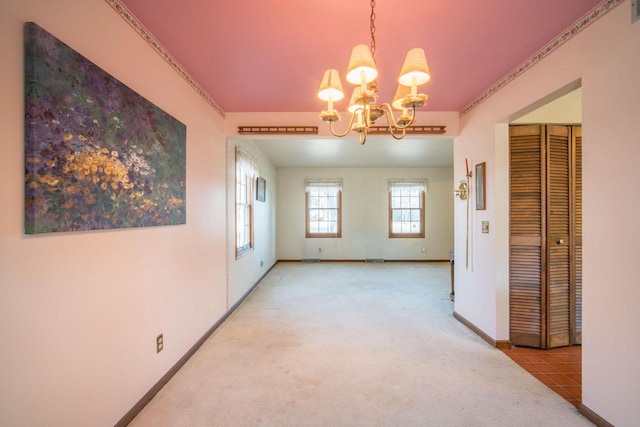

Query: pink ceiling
left=120, top=0, right=602, bottom=113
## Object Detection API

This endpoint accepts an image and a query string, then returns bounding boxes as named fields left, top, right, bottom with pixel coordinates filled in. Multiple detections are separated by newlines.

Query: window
left=236, top=147, right=257, bottom=257
left=305, top=180, right=342, bottom=238
left=389, top=179, right=426, bottom=238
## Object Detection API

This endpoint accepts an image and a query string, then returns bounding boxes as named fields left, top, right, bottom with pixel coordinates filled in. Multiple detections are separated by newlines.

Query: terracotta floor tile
left=505, top=352, right=525, bottom=363
left=518, top=353, right=546, bottom=363
left=502, top=345, right=581, bottom=408
left=552, top=362, right=580, bottom=374
left=514, top=361, right=536, bottom=373
left=563, top=385, right=582, bottom=400
left=551, top=352, right=576, bottom=362
left=538, top=353, right=562, bottom=363
left=529, top=362, right=560, bottom=374
left=532, top=372, right=553, bottom=385
left=544, top=373, right=578, bottom=385
left=566, top=373, right=582, bottom=384
left=507, top=347, right=534, bottom=354
left=569, top=353, right=582, bottom=362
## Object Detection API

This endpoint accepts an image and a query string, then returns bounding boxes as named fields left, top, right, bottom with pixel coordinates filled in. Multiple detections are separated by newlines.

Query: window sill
left=236, top=246, right=253, bottom=259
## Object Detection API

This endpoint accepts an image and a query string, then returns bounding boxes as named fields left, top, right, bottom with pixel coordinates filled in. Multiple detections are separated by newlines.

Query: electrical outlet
left=421, top=248, right=427, bottom=253
left=156, top=334, right=163, bottom=353
left=318, top=248, right=322, bottom=253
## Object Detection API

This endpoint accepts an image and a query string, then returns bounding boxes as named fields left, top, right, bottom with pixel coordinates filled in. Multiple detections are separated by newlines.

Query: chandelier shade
left=392, top=84, right=412, bottom=110
left=345, top=44, right=378, bottom=86
left=348, top=86, right=362, bottom=113
left=317, top=69, right=345, bottom=102
left=398, top=48, right=431, bottom=88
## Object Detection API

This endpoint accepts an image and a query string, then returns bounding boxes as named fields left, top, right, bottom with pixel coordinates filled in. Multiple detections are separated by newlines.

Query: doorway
left=508, top=124, right=582, bottom=349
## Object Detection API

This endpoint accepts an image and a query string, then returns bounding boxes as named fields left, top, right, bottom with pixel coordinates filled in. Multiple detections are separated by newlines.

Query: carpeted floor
left=129, top=262, right=592, bottom=426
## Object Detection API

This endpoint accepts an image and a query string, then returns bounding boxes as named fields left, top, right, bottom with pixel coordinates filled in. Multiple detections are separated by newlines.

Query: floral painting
left=24, top=22, right=186, bottom=234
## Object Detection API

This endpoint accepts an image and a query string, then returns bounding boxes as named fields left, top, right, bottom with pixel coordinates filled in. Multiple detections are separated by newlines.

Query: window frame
left=235, top=148, right=256, bottom=258
left=305, top=180, right=342, bottom=239
left=388, top=180, right=426, bottom=239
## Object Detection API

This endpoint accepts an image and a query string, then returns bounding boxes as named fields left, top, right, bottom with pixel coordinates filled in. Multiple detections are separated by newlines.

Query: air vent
left=302, top=258, right=321, bottom=263
left=633, top=0, right=639, bottom=23
left=364, top=258, right=384, bottom=263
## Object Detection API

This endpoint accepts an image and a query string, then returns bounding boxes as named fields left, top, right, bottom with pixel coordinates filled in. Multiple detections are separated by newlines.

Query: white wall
left=454, top=2, right=640, bottom=425
left=227, top=139, right=278, bottom=304
left=277, top=167, right=453, bottom=261
left=0, top=0, right=274, bottom=425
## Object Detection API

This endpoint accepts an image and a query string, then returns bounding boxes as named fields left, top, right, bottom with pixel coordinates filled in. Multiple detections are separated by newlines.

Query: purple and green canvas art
left=24, top=22, right=186, bottom=234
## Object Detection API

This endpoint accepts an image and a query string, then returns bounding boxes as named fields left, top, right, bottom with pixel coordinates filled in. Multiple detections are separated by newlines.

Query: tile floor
left=502, top=345, right=582, bottom=408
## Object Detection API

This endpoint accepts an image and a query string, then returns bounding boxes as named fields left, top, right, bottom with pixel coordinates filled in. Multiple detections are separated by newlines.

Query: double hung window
left=389, top=179, right=426, bottom=238
left=236, top=147, right=257, bottom=257
left=305, top=180, right=342, bottom=238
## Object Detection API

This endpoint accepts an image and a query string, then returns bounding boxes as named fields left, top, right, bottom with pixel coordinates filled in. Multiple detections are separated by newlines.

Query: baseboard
left=453, top=311, right=511, bottom=349
left=578, top=404, right=614, bottom=427
left=115, top=262, right=277, bottom=427
left=495, top=340, right=512, bottom=350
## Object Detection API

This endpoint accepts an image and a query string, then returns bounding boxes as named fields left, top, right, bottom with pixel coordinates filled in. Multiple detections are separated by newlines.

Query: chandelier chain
left=370, top=0, right=376, bottom=60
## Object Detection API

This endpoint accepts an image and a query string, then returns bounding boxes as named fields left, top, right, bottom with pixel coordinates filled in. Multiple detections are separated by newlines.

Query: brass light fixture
left=317, top=0, right=431, bottom=145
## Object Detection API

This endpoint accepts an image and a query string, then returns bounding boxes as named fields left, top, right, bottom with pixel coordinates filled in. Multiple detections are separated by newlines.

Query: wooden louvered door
left=573, top=127, right=582, bottom=345
left=509, top=124, right=582, bottom=349
left=546, top=125, right=571, bottom=348
left=509, top=125, right=545, bottom=348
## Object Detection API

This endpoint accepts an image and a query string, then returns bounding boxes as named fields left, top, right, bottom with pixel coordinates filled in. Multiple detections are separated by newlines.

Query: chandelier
left=317, top=0, right=431, bottom=145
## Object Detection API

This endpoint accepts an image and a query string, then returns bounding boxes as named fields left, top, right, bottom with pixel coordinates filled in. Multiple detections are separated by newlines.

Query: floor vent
left=364, top=258, right=384, bottom=263
left=302, top=258, right=321, bottom=263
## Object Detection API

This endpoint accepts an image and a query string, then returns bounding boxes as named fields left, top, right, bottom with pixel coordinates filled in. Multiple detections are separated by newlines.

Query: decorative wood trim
left=578, top=404, right=614, bottom=427
left=238, top=126, right=318, bottom=135
left=104, top=0, right=225, bottom=118
left=460, top=0, right=624, bottom=117
left=454, top=311, right=511, bottom=349
left=368, top=125, right=446, bottom=135
left=115, top=262, right=277, bottom=427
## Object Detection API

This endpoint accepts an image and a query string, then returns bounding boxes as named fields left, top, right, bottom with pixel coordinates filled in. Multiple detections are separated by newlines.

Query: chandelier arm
left=390, top=128, right=407, bottom=141
left=378, top=103, right=417, bottom=130
left=379, top=104, right=415, bottom=138
left=328, top=112, right=358, bottom=138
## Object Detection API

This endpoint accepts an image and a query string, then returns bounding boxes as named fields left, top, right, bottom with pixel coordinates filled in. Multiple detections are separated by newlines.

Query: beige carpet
left=130, top=262, right=592, bottom=426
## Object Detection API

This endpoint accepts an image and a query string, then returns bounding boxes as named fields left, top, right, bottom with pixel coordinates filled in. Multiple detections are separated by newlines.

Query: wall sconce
left=454, top=181, right=469, bottom=200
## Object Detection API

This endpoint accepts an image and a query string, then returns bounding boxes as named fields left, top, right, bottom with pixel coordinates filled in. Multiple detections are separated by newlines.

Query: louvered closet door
left=509, top=125, right=545, bottom=348
left=573, top=127, right=582, bottom=344
left=546, top=125, right=571, bottom=348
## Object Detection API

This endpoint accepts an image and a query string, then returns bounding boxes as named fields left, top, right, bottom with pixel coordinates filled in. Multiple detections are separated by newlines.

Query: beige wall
left=454, top=2, right=640, bottom=425
left=0, top=0, right=253, bottom=425
left=277, top=167, right=454, bottom=261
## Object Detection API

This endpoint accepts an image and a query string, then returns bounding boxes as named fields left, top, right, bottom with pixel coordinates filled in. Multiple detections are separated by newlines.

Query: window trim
left=305, top=180, right=342, bottom=239
left=388, top=180, right=426, bottom=239
left=235, top=147, right=256, bottom=259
